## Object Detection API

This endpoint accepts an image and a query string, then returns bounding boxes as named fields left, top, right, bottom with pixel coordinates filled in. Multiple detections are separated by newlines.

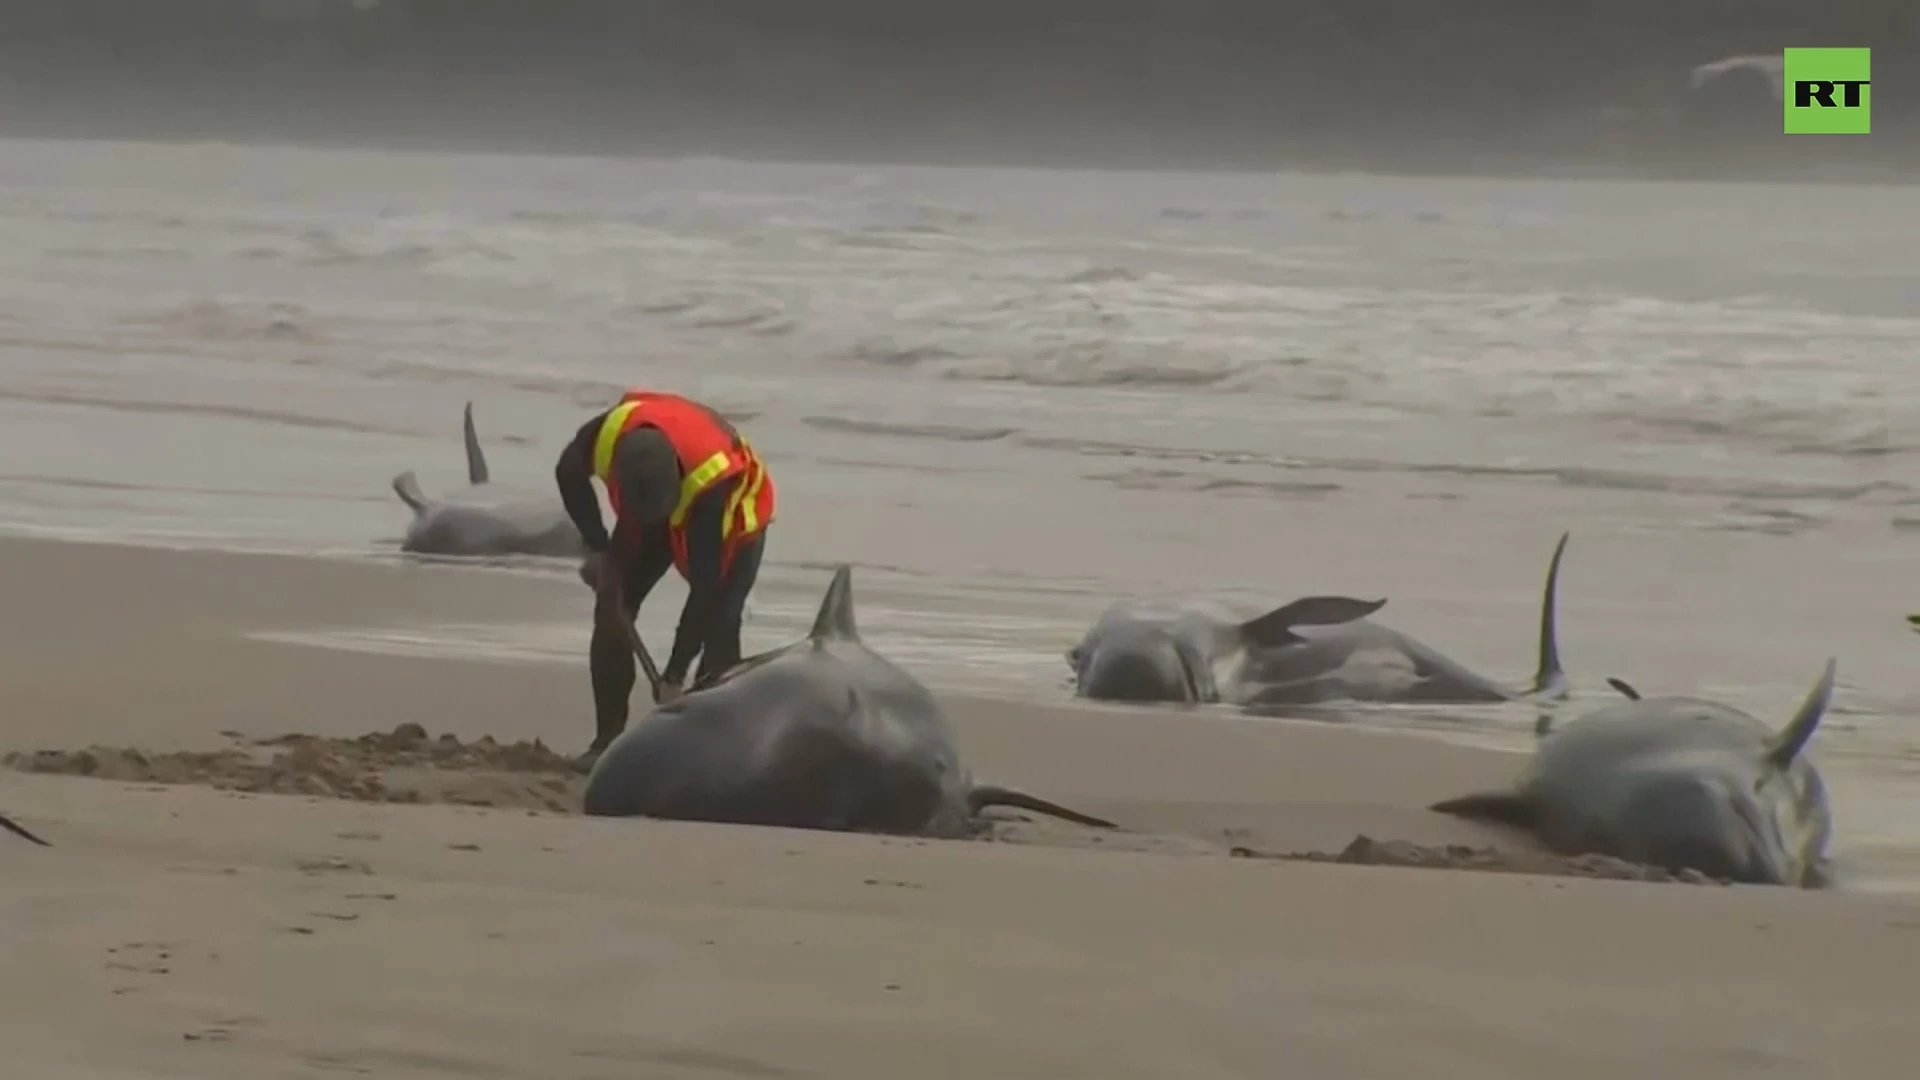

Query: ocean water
left=2, top=136, right=1918, bottom=886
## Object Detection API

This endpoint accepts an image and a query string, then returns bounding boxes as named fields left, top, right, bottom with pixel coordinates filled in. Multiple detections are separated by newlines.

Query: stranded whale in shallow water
left=1071, top=532, right=1570, bottom=707
left=1069, top=595, right=1389, bottom=704
left=1430, top=658, right=1838, bottom=887
left=391, top=402, right=587, bottom=559
left=584, top=564, right=1116, bottom=836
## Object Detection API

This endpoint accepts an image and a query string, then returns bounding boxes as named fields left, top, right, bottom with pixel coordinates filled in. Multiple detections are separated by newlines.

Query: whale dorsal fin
left=1765, top=657, right=1837, bottom=772
left=463, top=401, right=490, bottom=485
left=391, top=470, right=429, bottom=514
left=809, top=565, right=859, bottom=642
left=1237, top=596, right=1386, bottom=649
left=1526, top=531, right=1571, bottom=700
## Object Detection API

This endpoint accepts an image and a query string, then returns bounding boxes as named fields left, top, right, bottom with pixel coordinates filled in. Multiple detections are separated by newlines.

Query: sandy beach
left=4, top=535, right=1919, bottom=1079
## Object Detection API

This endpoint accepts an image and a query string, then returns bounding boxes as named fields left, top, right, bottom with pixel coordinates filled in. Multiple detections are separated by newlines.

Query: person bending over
left=554, top=389, right=775, bottom=764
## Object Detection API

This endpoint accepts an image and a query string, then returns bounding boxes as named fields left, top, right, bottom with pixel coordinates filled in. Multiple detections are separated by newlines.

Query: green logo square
left=1784, top=47, right=1871, bottom=134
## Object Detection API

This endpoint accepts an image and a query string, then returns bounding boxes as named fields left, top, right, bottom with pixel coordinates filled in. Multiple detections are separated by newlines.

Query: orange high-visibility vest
left=591, top=390, right=775, bottom=576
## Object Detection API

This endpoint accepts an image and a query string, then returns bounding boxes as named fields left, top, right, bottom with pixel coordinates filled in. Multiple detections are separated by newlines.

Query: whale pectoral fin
left=1544, top=674, right=1637, bottom=737
left=462, top=401, right=491, bottom=485
left=391, top=470, right=429, bottom=514
left=689, top=642, right=794, bottom=692
left=0, top=811, right=50, bottom=846
left=968, top=785, right=1116, bottom=829
left=1239, top=596, right=1388, bottom=649
left=1764, top=656, right=1837, bottom=772
left=1429, top=790, right=1537, bottom=831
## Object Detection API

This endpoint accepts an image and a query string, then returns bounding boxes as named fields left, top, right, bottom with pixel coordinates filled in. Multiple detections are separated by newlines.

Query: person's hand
left=654, top=679, right=685, bottom=706
left=576, top=552, right=603, bottom=592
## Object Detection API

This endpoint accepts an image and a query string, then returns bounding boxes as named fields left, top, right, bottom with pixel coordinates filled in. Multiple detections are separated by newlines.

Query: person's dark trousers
left=586, top=479, right=767, bottom=751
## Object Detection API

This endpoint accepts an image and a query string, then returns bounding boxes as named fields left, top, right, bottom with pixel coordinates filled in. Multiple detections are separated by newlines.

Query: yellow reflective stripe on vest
left=668, top=451, right=735, bottom=528
left=731, top=444, right=767, bottom=536
left=591, top=401, right=643, bottom=482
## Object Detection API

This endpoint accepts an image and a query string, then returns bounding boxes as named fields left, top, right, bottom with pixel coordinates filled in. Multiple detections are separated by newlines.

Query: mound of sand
left=4, top=723, right=583, bottom=814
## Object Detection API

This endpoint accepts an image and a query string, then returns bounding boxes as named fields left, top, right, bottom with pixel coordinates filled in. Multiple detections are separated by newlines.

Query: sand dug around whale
left=6, top=724, right=582, bottom=812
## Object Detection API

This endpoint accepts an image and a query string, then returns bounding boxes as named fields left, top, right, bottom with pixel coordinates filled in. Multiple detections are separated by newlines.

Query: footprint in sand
left=295, top=855, right=373, bottom=876
left=105, top=940, right=176, bottom=977
left=106, top=940, right=192, bottom=996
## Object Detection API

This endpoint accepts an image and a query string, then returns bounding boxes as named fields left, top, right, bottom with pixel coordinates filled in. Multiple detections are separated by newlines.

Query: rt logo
left=1784, top=47, right=1870, bottom=134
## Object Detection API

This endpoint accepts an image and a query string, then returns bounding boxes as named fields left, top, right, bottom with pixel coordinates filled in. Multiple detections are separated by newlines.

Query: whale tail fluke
left=462, top=401, right=491, bottom=485
left=968, top=785, right=1116, bottom=829
left=391, top=470, right=429, bottom=514
left=1765, top=657, right=1837, bottom=772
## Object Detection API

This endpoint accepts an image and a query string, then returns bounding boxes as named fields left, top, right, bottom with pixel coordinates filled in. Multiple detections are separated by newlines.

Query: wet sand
left=5, top=536, right=1920, bottom=1077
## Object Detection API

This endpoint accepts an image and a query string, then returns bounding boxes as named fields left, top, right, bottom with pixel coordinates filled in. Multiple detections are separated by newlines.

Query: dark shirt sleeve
left=557, top=412, right=686, bottom=555
left=554, top=414, right=611, bottom=553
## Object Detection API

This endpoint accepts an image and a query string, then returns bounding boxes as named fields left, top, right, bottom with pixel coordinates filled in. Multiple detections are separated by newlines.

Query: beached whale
left=1430, top=659, right=1837, bottom=887
left=584, top=565, right=1116, bottom=837
left=392, top=402, right=587, bottom=559
left=1071, top=532, right=1570, bottom=708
